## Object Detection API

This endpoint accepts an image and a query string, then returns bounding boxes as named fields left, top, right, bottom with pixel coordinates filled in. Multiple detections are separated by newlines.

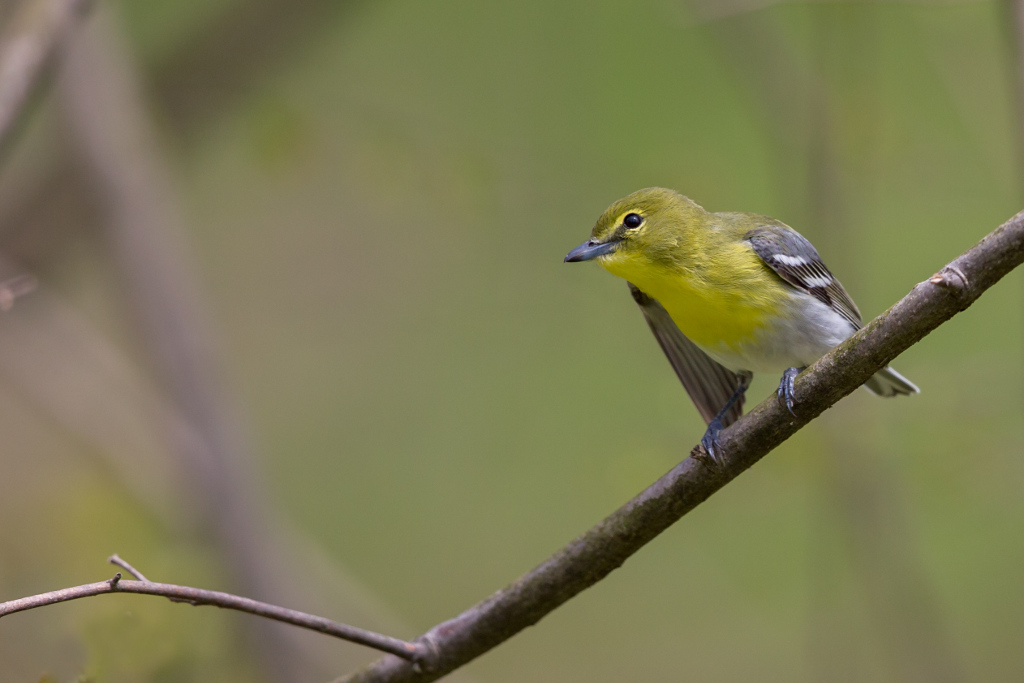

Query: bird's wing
left=628, top=283, right=750, bottom=427
left=744, top=224, right=862, bottom=329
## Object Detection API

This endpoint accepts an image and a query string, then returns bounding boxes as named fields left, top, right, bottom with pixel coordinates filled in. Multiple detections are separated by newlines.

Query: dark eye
left=623, top=213, right=643, bottom=229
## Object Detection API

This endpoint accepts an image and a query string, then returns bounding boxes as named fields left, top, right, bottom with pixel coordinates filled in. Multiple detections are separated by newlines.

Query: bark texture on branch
left=339, top=210, right=1024, bottom=683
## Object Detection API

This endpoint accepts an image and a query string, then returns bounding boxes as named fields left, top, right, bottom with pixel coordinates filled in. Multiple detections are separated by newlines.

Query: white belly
left=697, top=292, right=856, bottom=374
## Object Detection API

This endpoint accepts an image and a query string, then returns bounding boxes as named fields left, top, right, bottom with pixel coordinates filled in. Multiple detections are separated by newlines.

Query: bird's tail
left=863, top=366, right=919, bottom=397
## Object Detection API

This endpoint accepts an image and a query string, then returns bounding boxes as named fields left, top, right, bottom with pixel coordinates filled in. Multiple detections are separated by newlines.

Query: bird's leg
left=700, top=376, right=751, bottom=465
left=776, top=366, right=804, bottom=417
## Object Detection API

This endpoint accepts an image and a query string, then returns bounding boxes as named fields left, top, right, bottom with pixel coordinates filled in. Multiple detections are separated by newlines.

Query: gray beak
left=564, top=239, right=619, bottom=263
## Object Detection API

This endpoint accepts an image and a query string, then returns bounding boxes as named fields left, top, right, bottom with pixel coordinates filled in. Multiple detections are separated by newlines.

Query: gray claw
left=700, top=419, right=724, bottom=466
left=777, top=367, right=800, bottom=417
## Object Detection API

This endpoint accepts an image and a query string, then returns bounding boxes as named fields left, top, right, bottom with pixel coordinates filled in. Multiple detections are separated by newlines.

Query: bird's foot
left=776, top=367, right=801, bottom=417
left=699, top=418, right=725, bottom=467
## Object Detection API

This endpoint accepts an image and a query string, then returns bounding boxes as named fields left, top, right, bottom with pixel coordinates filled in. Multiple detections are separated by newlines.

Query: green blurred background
left=0, top=0, right=1021, bottom=681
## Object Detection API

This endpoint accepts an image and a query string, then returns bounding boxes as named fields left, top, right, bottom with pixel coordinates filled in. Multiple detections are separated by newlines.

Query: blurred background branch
left=55, top=6, right=319, bottom=680
left=54, top=4, right=410, bottom=680
left=0, top=0, right=86, bottom=155
left=0, top=0, right=427, bottom=680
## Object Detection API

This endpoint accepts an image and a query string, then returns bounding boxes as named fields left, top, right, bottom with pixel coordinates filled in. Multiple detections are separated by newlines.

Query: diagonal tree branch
left=338, top=209, right=1024, bottom=683
left=0, top=555, right=426, bottom=664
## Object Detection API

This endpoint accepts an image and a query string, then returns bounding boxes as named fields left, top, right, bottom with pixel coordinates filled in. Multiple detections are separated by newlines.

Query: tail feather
left=863, top=366, right=919, bottom=397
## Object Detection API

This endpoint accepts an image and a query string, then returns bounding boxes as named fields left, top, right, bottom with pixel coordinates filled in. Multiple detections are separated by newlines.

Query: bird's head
left=564, top=188, right=707, bottom=274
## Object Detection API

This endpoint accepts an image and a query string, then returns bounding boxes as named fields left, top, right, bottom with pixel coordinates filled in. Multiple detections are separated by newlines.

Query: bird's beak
left=564, top=238, right=619, bottom=263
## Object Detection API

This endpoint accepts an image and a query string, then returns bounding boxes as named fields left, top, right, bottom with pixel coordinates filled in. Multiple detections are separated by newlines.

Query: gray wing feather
left=628, top=283, right=749, bottom=427
left=745, top=225, right=862, bottom=329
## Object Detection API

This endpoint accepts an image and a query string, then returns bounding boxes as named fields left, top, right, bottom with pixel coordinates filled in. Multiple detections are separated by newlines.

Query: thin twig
left=0, top=264, right=427, bottom=675
left=0, top=558, right=426, bottom=664
left=0, top=0, right=89, bottom=155
left=337, top=210, right=1024, bottom=683
left=107, top=553, right=148, bottom=582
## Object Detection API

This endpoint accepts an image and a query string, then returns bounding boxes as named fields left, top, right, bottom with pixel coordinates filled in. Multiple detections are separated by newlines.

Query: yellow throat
left=597, top=240, right=782, bottom=351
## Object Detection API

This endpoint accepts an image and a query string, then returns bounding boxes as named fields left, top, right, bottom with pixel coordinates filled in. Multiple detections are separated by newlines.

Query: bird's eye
left=623, top=213, right=644, bottom=229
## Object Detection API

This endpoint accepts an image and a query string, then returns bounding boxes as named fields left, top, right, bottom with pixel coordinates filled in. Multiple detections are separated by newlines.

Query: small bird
left=565, top=188, right=917, bottom=462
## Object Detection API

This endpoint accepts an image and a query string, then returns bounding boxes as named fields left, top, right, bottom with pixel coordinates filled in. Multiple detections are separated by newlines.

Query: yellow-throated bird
left=565, top=188, right=917, bottom=462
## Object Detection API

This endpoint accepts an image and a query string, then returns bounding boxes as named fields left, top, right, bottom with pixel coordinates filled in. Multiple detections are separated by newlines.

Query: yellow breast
left=600, top=245, right=784, bottom=350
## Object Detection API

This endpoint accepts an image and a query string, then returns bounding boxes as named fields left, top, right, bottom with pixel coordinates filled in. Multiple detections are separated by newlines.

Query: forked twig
left=0, top=555, right=429, bottom=666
